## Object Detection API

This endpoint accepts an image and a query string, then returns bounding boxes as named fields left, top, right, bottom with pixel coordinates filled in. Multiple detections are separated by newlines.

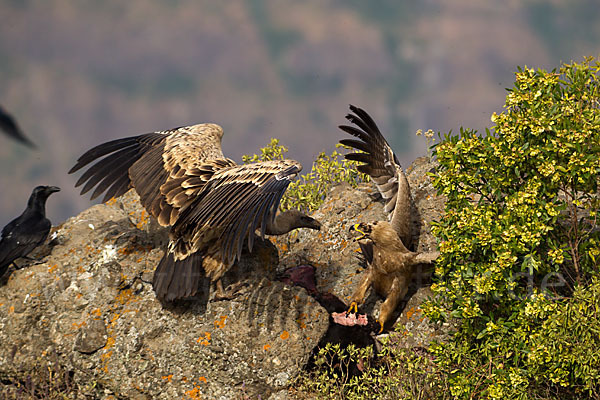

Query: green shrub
left=292, top=336, right=450, bottom=400
left=243, top=139, right=369, bottom=213
left=426, top=57, right=600, bottom=399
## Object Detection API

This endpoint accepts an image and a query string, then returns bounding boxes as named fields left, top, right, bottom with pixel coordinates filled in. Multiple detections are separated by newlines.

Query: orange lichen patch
left=214, top=315, right=228, bottom=329
left=279, top=243, right=288, bottom=252
left=135, top=210, right=150, bottom=229
left=91, top=308, right=102, bottom=318
left=100, top=350, right=113, bottom=362
left=280, top=330, right=290, bottom=340
left=296, top=313, right=308, bottom=329
left=263, top=344, right=271, bottom=351
left=105, top=197, right=117, bottom=206
left=161, top=374, right=173, bottom=382
left=197, top=331, right=211, bottom=346
left=104, top=337, right=116, bottom=349
left=405, top=307, right=422, bottom=320
left=185, top=386, right=202, bottom=400
left=109, top=313, right=121, bottom=325
left=72, top=321, right=86, bottom=330
left=47, top=264, right=58, bottom=273
left=181, top=376, right=188, bottom=382
left=198, top=377, right=207, bottom=383
left=115, top=288, right=135, bottom=305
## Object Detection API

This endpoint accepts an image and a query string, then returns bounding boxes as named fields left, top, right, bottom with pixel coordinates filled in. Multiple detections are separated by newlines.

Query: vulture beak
left=350, top=223, right=368, bottom=240
left=310, top=218, right=321, bottom=231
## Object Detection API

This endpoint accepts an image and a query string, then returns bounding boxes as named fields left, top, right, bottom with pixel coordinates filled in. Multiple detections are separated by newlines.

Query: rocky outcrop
left=0, top=156, right=445, bottom=399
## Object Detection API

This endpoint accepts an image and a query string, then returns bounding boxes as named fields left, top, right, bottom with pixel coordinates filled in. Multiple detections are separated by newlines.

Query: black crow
left=0, top=185, right=60, bottom=278
left=0, top=105, right=35, bottom=148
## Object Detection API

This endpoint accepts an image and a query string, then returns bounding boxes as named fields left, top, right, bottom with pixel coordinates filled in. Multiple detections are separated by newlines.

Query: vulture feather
left=339, top=105, right=439, bottom=332
left=70, top=123, right=320, bottom=301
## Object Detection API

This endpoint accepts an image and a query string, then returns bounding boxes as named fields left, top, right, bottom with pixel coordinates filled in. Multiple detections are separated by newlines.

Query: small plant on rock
left=243, top=139, right=369, bottom=213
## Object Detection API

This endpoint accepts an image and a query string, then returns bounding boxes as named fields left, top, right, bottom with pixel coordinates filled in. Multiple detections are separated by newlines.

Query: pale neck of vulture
left=265, top=210, right=321, bottom=235
left=372, top=221, right=411, bottom=253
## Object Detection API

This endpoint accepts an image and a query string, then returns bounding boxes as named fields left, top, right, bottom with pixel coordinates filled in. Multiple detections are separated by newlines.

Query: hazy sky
left=1, top=1, right=599, bottom=225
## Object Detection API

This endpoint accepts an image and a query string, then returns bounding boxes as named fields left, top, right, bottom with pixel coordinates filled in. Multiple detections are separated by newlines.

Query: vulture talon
left=348, top=301, right=359, bottom=314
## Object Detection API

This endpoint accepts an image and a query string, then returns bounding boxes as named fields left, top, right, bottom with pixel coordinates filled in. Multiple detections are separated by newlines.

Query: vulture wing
left=171, top=159, right=302, bottom=266
left=339, top=105, right=413, bottom=248
left=69, top=123, right=229, bottom=226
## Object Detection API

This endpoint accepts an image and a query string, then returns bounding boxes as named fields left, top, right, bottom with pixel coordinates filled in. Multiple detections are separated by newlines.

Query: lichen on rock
left=0, top=156, right=447, bottom=398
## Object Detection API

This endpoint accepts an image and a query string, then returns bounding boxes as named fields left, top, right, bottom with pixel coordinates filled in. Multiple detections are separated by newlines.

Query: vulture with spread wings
left=69, top=123, right=320, bottom=301
left=339, top=105, right=438, bottom=332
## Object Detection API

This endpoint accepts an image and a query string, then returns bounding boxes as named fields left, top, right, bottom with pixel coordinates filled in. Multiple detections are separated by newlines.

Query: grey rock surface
left=0, top=190, right=327, bottom=399
left=0, top=156, right=445, bottom=399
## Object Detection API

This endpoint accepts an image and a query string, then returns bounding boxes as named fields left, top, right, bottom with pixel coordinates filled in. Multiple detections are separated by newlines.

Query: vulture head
left=266, top=209, right=321, bottom=235
left=350, top=222, right=372, bottom=240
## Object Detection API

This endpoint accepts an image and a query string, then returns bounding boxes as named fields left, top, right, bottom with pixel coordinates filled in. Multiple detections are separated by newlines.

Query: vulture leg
left=378, top=274, right=409, bottom=333
left=211, top=279, right=247, bottom=301
left=348, top=268, right=373, bottom=314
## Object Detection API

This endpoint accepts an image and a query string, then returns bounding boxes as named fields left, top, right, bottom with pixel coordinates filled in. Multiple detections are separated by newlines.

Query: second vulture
left=69, top=123, right=320, bottom=302
left=339, top=105, right=439, bottom=332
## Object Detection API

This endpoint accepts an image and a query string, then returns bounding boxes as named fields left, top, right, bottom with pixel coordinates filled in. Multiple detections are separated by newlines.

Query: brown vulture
left=339, top=105, right=439, bottom=332
left=69, top=123, right=320, bottom=301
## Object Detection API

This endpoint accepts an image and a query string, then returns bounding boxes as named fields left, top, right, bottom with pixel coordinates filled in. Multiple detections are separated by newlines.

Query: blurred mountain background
left=1, top=0, right=599, bottom=226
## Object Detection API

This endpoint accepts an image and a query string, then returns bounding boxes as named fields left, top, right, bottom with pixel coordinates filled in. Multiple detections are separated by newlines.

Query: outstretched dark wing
left=69, top=123, right=229, bottom=226
left=339, top=105, right=412, bottom=247
left=0, top=105, right=35, bottom=148
left=171, top=159, right=302, bottom=265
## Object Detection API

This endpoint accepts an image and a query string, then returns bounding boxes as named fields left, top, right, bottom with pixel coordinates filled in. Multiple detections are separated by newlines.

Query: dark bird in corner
left=339, top=105, right=439, bottom=332
left=0, top=186, right=60, bottom=279
left=69, top=123, right=321, bottom=302
left=0, top=105, right=36, bottom=148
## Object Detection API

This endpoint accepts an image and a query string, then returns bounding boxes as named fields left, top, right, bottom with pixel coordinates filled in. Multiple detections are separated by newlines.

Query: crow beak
left=47, top=186, right=61, bottom=193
